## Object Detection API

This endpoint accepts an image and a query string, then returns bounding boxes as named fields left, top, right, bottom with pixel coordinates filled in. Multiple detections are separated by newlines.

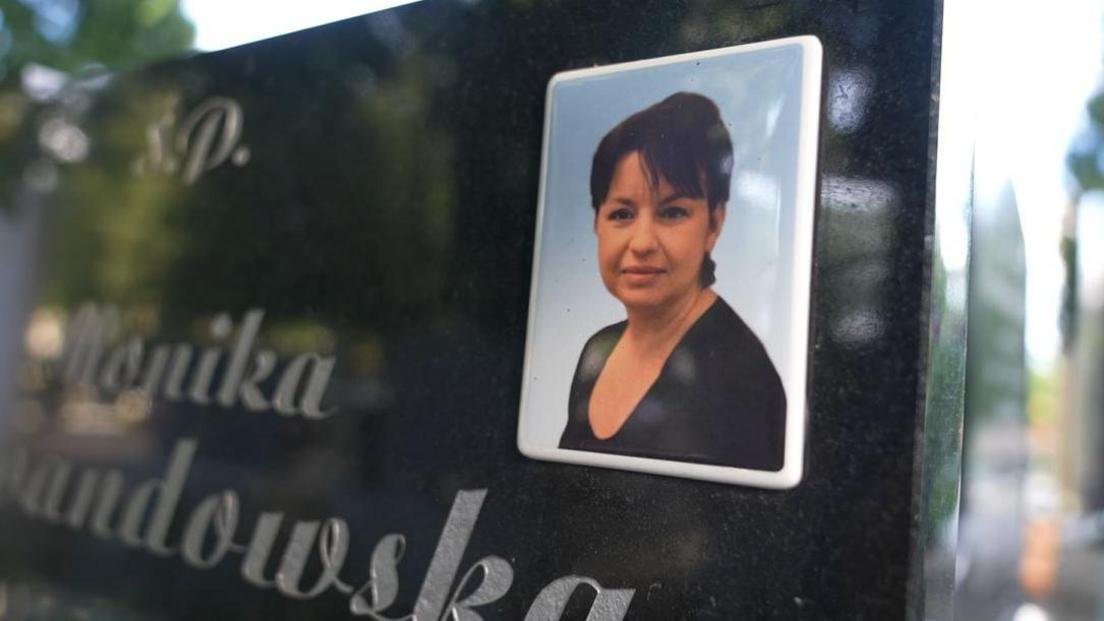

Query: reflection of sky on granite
left=818, top=175, right=899, bottom=349
left=182, top=0, right=423, bottom=51
left=523, top=44, right=809, bottom=443
left=827, top=67, right=872, bottom=135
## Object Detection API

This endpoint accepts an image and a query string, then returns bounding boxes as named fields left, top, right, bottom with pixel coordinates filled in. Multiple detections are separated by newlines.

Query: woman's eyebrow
left=657, top=191, right=690, bottom=204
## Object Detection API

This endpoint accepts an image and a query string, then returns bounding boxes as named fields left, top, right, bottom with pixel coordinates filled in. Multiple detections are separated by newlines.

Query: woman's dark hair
left=589, top=92, right=733, bottom=287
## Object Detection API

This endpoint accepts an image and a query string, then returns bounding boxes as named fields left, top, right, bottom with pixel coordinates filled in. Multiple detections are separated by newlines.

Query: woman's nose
left=628, top=214, right=658, bottom=254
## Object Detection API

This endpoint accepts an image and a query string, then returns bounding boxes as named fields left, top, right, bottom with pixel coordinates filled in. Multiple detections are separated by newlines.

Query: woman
left=558, top=92, right=786, bottom=471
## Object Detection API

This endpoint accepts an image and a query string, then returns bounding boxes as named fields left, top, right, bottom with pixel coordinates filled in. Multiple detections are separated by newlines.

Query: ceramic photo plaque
left=518, top=36, right=822, bottom=489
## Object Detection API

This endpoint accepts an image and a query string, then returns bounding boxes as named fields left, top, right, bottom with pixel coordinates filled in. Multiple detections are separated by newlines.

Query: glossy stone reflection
left=0, top=1, right=941, bottom=619
left=819, top=175, right=898, bottom=348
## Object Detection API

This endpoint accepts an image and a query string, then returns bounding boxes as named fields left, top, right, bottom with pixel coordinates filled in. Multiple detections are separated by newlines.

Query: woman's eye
left=661, top=206, right=690, bottom=219
left=607, top=208, right=634, bottom=221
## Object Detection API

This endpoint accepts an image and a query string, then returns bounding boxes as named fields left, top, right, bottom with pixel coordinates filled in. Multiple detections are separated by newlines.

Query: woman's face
left=595, top=151, right=724, bottom=314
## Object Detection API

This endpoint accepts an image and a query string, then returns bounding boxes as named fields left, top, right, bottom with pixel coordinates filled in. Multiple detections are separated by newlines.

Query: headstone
left=0, top=1, right=960, bottom=618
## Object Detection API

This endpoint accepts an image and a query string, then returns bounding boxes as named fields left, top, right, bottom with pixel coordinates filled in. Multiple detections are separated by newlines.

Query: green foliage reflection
left=0, top=0, right=195, bottom=215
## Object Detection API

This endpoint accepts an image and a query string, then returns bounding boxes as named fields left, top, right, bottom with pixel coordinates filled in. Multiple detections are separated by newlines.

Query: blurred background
left=0, top=0, right=1102, bottom=619
left=948, top=1, right=1104, bottom=620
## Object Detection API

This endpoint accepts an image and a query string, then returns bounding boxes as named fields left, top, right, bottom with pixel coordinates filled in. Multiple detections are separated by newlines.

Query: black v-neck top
left=559, top=297, right=786, bottom=471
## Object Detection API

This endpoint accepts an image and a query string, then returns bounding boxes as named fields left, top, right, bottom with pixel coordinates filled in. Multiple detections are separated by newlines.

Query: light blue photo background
left=521, top=44, right=809, bottom=446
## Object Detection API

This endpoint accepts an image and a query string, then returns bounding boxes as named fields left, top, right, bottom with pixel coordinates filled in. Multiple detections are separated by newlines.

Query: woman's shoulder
left=690, top=296, right=786, bottom=470
left=585, top=319, right=627, bottom=348
left=565, top=319, right=626, bottom=435
left=696, top=297, right=766, bottom=348
left=691, top=296, right=783, bottom=385
left=573, top=319, right=627, bottom=381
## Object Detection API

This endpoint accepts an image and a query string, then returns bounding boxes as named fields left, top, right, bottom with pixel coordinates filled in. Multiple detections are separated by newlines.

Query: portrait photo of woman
left=557, top=92, right=786, bottom=471
left=518, top=37, right=821, bottom=488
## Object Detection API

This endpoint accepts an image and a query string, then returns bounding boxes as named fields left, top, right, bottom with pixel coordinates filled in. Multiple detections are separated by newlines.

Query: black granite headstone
left=0, top=1, right=953, bottom=618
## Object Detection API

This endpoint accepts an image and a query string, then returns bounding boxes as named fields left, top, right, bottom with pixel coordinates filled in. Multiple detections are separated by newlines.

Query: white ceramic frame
left=517, top=36, right=822, bottom=489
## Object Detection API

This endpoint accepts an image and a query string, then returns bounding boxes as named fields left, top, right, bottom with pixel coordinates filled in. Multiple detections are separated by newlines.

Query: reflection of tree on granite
left=1067, top=88, right=1104, bottom=513
left=5, top=1, right=945, bottom=618
left=0, top=0, right=195, bottom=215
left=954, top=181, right=1030, bottom=621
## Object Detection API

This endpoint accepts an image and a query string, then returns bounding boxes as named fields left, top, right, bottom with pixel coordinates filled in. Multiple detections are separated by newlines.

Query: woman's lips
left=621, top=265, right=665, bottom=285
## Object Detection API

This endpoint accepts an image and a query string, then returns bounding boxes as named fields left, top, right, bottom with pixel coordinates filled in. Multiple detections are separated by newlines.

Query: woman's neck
left=623, top=288, right=717, bottom=355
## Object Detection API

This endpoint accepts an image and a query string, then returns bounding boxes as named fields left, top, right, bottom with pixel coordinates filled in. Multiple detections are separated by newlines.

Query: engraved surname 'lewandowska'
left=11, top=302, right=639, bottom=618
left=62, top=302, right=336, bottom=419
left=0, top=441, right=636, bottom=620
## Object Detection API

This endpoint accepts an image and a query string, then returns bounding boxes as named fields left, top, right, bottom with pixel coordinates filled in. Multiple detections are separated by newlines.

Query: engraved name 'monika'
left=62, top=302, right=336, bottom=419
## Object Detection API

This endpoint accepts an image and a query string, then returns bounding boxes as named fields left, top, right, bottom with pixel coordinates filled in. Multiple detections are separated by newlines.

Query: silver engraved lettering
left=118, top=438, right=196, bottom=555
left=274, top=518, right=352, bottom=599
left=63, top=303, right=115, bottom=386
left=215, top=490, right=245, bottom=552
left=98, top=337, right=143, bottom=393
left=320, top=518, right=354, bottom=593
left=241, top=512, right=284, bottom=587
left=0, top=451, right=647, bottom=618
left=134, top=96, right=249, bottom=183
left=41, top=458, right=72, bottom=522
left=18, top=459, right=51, bottom=516
left=144, top=438, right=198, bottom=555
left=64, top=470, right=100, bottom=529
left=53, top=305, right=337, bottom=420
left=272, top=353, right=337, bottom=418
left=162, top=344, right=194, bottom=401
left=133, top=99, right=177, bottom=176
left=3, top=448, right=28, bottom=500
left=188, top=314, right=231, bottom=404
left=274, top=521, right=323, bottom=598
left=217, top=310, right=264, bottom=408
left=443, top=556, right=514, bottom=621
left=240, top=350, right=277, bottom=411
left=412, top=489, right=487, bottom=621
left=350, top=534, right=406, bottom=618
left=523, top=576, right=636, bottom=621
left=89, top=470, right=124, bottom=539
left=123, top=337, right=145, bottom=387
left=98, top=344, right=128, bottom=391
left=299, top=354, right=338, bottom=419
left=177, top=97, right=244, bottom=185
left=182, top=491, right=240, bottom=568
left=60, top=303, right=94, bottom=382
left=188, top=345, right=220, bottom=403
left=139, top=345, right=170, bottom=397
